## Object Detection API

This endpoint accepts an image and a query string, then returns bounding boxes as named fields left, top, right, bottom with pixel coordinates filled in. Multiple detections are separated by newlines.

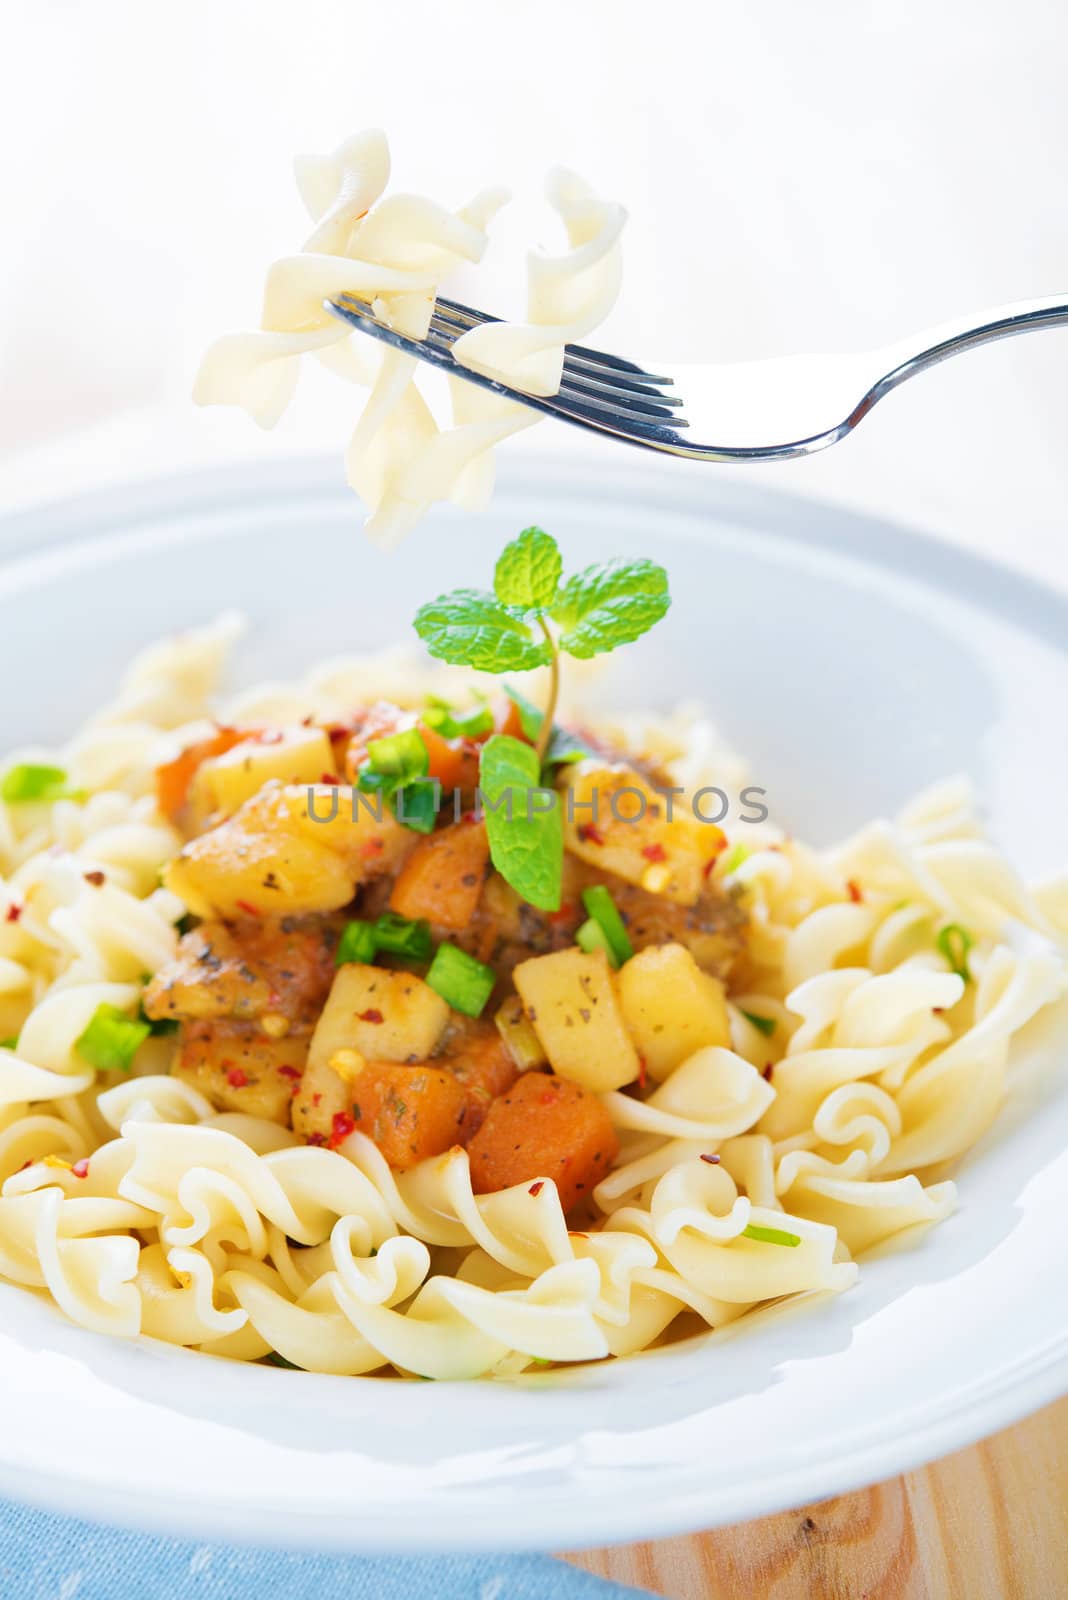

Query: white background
left=1, top=0, right=1065, bottom=586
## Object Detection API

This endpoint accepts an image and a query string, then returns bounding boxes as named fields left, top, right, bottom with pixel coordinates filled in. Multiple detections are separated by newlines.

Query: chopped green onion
left=356, top=767, right=393, bottom=796
left=391, top=778, right=440, bottom=834
left=529, top=1356, right=553, bottom=1368
left=936, top=923, right=973, bottom=983
left=576, top=916, right=616, bottom=963
left=1, top=763, right=73, bottom=804
left=426, top=943, right=496, bottom=1018
left=336, top=920, right=379, bottom=967
left=740, top=1008, right=776, bottom=1038
left=581, top=885, right=634, bottom=966
left=141, top=1010, right=180, bottom=1037
left=722, top=841, right=751, bottom=876
left=75, top=1003, right=150, bottom=1073
left=423, top=700, right=494, bottom=739
left=0, top=1037, right=18, bottom=1051
left=742, top=1223, right=801, bottom=1247
left=264, top=1351, right=302, bottom=1369
left=372, top=912, right=433, bottom=962
left=367, top=728, right=429, bottom=781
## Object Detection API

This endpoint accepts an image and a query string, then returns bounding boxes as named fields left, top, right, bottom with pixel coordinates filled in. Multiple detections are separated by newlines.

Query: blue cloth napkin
left=0, top=1498, right=654, bottom=1599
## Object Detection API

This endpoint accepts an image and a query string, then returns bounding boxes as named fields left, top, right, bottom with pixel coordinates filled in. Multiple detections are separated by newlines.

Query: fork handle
left=880, top=294, right=1068, bottom=395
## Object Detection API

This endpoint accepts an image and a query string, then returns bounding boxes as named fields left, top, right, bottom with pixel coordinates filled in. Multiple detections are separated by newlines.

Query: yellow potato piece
left=514, top=947, right=639, bottom=1093
left=307, top=964, right=450, bottom=1074
left=618, top=942, right=729, bottom=1082
left=191, top=727, right=336, bottom=821
left=562, top=762, right=724, bottom=907
left=164, top=784, right=412, bottom=920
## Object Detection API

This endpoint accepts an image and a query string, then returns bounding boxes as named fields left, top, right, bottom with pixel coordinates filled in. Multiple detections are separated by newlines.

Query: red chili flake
left=763, top=1062, right=775, bottom=1081
left=699, top=1152, right=721, bottom=1165
left=360, top=837, right=385, bottom=859
left=460, top=809, right=479, bottom=826
left=17, top=1159, right=33, bottom=1173
left=540, top=1088, right=559, bottom=1105
left=846, top=878, right=864, bottom=904
left=637, top=1055, right=648, bottom=1091
left=227, top=1067, right=249, bottom=1088
left=277, top=1065, right=301, bottom=1080
left=319, top=772, right=341, bottom=785
left=933, top=1006, right=945, bottom=1015
left=234, top=899, right=261, bottom=918
left=641, top=843, right=668, bottom=863
left=71, top=1158, right=90, bottom=1179
left=83, top=870, right=106, bottom=888
left=548, top=902, right=578, bottom=925
left=325, top=723, right=352, bottom=741
left=307, top=1132, right=326, bottom=1146
left=702, top=836, right=728, bottom=878
left=301, top=715, right=314, bottom=727
left=577, top=823, right=604, bottom=846
left=4, top=903, right=21, bottom=923
left=312, top=1092, right=323, bottom=1107
left=329, top=1110, right=356, bottom=1148
left=357, top=1008, right=384, bottom=1024
left=528, top=1181, right=545, bottom=1197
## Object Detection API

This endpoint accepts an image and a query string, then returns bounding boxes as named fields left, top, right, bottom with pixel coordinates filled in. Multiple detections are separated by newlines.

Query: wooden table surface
left=562, top=1396, right=1068, bottom=1598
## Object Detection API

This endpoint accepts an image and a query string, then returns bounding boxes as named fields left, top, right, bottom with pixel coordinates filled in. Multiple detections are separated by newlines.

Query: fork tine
left=433, top=295, right=675, bottom=388
left=422, top=326, right=685, bottom=422
left=426, top=316, right=683, bottom=411
left=329, top=298, right=690, bottom=444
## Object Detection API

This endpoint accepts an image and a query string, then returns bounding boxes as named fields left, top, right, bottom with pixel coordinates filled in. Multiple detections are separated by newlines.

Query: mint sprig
left=479, top=735, right=563, bottom=911
left=413, top=527, right=670, bottom=909
left=493, top=526, right=562, bottom=611
left=414, top=527, right=669, bottom=762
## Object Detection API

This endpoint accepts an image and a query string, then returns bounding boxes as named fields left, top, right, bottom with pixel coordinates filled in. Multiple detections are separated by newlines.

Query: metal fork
left=326, top=291, right=1068, bottom=462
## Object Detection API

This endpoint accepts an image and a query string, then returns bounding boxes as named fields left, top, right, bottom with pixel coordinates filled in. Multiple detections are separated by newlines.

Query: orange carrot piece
left=466, top=1071, right=619, bottom=1212
left=416, top=723, right=480, bottom=792
left=350, top=1062, right=468, bottom=1170
left=388, top=820, right=490, bottom=930
left=444, top=1030, right=518, bottom=1137
left=156, top=728, right=245, bottom=821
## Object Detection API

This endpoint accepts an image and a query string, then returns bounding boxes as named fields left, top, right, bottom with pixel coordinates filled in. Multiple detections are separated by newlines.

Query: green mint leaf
left=502, top=685, right=592, bottom=768
left=493, top=527, right=562, bottom=612
left=478, top=735, right=562, bottom=911
left=549, top=558, right=670, bottom=660
left=414, top=589, right=552, bottom=673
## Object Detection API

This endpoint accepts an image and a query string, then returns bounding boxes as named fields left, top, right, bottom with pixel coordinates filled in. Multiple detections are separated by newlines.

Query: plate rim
left=0, top=450, right=1066, bottom=1554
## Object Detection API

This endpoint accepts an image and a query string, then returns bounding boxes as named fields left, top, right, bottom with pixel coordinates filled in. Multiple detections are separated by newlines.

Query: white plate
left=1, top=453, right=1066, bottom=1554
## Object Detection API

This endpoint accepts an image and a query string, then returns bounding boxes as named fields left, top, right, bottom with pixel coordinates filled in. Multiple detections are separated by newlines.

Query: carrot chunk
left=388, top=820, right=490, bottom=930
left=416, top=723, right=480, bottom=792
left=466, top=1071, right=619, bottom=1212
left=156, top=728, right=244, bottom=821
left=444, top=1029, right=518, bottom=1137
left=351, top=1062, right=468, bottom=1170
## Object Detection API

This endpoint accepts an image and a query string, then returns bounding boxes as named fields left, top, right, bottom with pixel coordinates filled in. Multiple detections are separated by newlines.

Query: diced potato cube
left=165, top=788, right=352, bottom=919
left=174, top=1021, right=307, bottom=1125
left=191, top=728, right=336, bottom=821
left=562, top=762, right=724, bottom=906
left=618, top=942, right=730, bottom=1081
left=164, top=785, right=413, bottom=920
left=307, top=965, right=450, bottom=1074
left=513, top=947, right=639, bottom=1093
